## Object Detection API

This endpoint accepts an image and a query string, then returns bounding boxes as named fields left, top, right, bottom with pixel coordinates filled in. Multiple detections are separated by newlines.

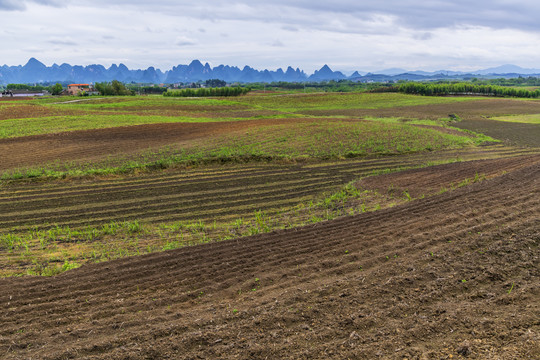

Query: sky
left=1, top=0, right=540, bottom=74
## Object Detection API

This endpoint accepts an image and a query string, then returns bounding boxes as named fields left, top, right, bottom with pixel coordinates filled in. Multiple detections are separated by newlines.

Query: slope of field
left=0, top=157, right=538, bottom=359
left=0, top=118, right=316, bottom=172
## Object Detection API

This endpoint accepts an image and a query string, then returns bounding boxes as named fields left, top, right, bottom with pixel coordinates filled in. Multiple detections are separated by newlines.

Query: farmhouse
left=68, top=84, right=97, bottom=95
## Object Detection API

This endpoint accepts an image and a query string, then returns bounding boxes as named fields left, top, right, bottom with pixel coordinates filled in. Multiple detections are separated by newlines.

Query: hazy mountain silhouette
left=1, top=59, right=539, bottom=84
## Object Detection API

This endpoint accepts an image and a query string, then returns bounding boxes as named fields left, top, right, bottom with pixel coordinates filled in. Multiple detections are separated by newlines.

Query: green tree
left=95, top=80, right=133, bottom=96
left=51, top=83, right=63, bottom=95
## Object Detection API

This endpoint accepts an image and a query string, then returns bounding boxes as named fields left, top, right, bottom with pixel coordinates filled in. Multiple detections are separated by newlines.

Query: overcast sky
left=1, top=0, right=539, bottom=73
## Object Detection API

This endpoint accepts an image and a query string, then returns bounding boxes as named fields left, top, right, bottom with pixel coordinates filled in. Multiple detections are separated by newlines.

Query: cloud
left=0, top=0, right=24, bottom=10
left=0, top=0, right=64, bottom=11
left=176, top=35, right=197, bottom=46
left=48, top=37, right=77, bottom=46
left=413, top=32, right=434, bottom=41
left=281, top=25, right=299, bottom=32
left=265, top=1, right=540, bottom=31
left=80, top=1, right=540, bottom=33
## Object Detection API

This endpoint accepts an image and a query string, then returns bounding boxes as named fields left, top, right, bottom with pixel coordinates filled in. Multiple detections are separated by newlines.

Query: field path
left=1, top=156, right=538, bottom=359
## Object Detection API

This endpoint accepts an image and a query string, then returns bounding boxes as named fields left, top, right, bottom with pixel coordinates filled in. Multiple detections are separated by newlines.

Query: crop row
left=0, top=157, right=537, bottom=359
left=0, top=144, right=533, bottom=233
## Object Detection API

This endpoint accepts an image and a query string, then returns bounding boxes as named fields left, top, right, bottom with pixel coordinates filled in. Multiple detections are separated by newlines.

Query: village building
left=67, top=84, right=98, bottom=95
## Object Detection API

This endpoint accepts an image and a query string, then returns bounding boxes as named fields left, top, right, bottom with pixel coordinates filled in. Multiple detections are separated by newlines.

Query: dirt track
left=1, top=157, right=538, bottom=359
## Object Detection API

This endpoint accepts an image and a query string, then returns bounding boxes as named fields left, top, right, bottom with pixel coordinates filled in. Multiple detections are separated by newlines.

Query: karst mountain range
left=1, top=58, right=539, bottom=85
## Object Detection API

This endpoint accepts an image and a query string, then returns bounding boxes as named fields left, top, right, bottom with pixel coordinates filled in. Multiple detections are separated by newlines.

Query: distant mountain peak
left=24, top=57, right=46, bottom=68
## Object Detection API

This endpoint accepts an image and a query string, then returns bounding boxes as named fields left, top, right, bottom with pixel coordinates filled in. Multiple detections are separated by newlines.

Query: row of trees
left=472, top=76, right=540, bottom=86
left=6, top=84, right=48, bottom=90
left=163, top=86, right=250, bottom=97
left=94, top=80, right=134, bottom=96
left=128, top=86, right=167, bottom=94
left=396, top=82, right=540, bottom=98
left=6, top=83, right=64, bottom=95
left=5, top=81, right=133, bottom=96
left=205, top=79, right=227, bottom=87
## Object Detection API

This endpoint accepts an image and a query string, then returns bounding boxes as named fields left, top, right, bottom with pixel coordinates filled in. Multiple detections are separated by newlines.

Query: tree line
left=163, top=87, right=250, bottom=97
left=6, top=83, right=64, bottom=95
left=471, top=76, right=540, bottom=86
left=394, top=82, right=540, bottom=98
left=94, top=80, right=134, bottom=96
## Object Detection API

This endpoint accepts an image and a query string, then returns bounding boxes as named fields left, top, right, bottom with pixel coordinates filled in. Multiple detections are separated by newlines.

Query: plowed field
left=1, top=156, right=538, bottom=359
left=2, top=146, right=536, bottom=232
left=453, top=118, right=540, bottom=147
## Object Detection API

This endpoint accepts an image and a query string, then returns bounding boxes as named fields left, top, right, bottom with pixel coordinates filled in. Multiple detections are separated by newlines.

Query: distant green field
left=190, top=120, right=483, bottom=159
left=0, top=93, right=483, bottom=138
left=37, top=96, right=241, bottom=110
left=1, top=119, right=492, bottom=181
left=0, top=113, right=302, bottom=139
left=234, top=92, right=483, bottom=111
left=490, top=114, right=540, bottom=124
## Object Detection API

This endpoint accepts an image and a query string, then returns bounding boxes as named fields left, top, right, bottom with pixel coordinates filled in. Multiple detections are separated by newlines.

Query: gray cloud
left=82, top=1, right=540, bottom=33
left=413, top=32, right=434, bottom=41
left=0, top=0, right=63, bottom=11
left=281, top=25, right=299, bottom=32
left=0, top=0, right=24, bottom=10
left=269, top=1, right=540, bottom=31
left=48, top=38, right=77, bottom=46
left=176, top=35, right=197, bottom=46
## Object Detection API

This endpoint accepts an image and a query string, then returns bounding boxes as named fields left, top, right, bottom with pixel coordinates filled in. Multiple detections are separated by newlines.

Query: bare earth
left=1, top=156, right=538, bottom=359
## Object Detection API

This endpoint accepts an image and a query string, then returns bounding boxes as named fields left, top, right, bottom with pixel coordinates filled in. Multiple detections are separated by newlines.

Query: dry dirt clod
left=456, top=341, right=472, bottom=356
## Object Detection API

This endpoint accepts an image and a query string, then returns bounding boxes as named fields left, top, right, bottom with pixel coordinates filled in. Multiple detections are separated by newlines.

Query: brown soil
left=453, top=118, right=540, bottom=147
left=358, top=155, right=539, bottom=198
left=1, top=157, right=538, bottom=359
left=0, top=118, right=323, bottom=172
left=0, top=103, right=79, bottom=121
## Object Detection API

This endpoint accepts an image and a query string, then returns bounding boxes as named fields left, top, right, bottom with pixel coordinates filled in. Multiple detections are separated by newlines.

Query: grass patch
left=0, top=119, right=488, bottom=181
left=0, top=93, right=494, bottom=139
left=234, top=92, right=483, bottom=112
left=0, top=113, right=302, bottom=139
left=489, top=114, right=540, bottom=124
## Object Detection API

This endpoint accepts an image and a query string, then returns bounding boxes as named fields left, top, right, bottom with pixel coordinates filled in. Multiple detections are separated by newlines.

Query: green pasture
left=0, top=113, right=303, bottom=139
left=38, top=96, right=242, bottom=110
left=0, top=92, right=486, bottom=138
left=233, top=92, right=483, bottom=112
left=189, top=120, right=484, bottom=159
left=2, top=119, right=494, bottom=181
left=490, top=114, right=540, bottom=124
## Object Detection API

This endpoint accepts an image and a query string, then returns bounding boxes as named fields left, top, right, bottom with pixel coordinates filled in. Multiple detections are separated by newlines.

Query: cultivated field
left=0, top=91, right=539, bottom=358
